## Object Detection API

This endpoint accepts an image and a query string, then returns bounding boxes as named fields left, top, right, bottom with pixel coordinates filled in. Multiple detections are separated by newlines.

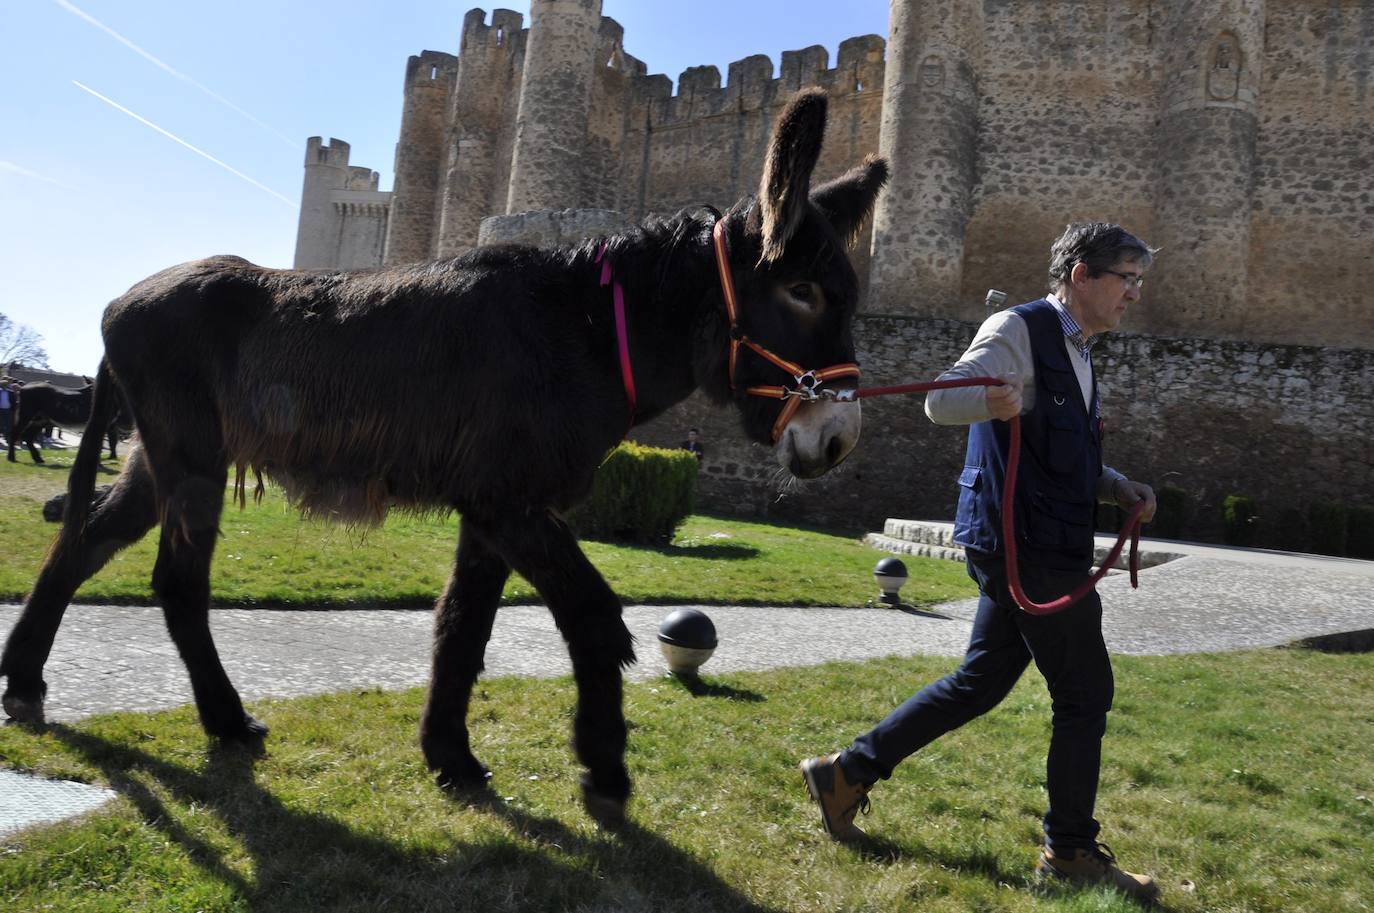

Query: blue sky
left=2, top=0, right=890, bottom=374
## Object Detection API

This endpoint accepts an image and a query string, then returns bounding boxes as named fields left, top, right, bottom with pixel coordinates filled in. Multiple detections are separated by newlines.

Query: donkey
left=6, top=381, right=128, bottom=463
left=0, top=90, right=887, bottom=825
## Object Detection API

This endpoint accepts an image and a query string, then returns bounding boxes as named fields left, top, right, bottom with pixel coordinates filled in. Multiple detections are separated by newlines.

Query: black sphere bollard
left=657, top=608, right=718, bottom=676
left=873, top=557, right=908, bottom=607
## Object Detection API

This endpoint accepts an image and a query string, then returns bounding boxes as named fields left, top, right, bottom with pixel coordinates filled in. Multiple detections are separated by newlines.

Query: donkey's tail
left=60, top=357, right=119, bottom=537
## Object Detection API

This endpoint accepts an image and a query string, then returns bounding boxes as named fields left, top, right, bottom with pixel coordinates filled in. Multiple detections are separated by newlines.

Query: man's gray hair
left=1048, top=222, right=1156, bottom=293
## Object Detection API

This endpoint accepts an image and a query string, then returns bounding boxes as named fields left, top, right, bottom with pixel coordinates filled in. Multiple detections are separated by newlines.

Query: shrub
left=569, top=441, right=698, bottom=545
left=1273, top=506, right=1309, bottom=553
left=1347, top=506, right=1374, bottom=560
left=1308, top=500, right=1348, bottom=557
left=1222, top=495, right=1258, bottom=547
left=1152, top=485, right=1191, bottom=540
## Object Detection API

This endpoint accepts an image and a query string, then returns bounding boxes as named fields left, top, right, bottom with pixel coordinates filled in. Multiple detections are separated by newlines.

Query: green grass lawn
left=0, top=450, right=973, bottom=608
left=0, top=649, right=1370, bottom=912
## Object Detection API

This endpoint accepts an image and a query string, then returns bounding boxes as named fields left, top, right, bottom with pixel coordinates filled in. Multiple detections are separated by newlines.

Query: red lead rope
left=856, top=376, right=1147, bottom=616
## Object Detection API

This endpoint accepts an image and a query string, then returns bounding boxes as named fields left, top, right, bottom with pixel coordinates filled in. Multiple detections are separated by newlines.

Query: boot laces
left=1090, top=843, right=1118, bottom=868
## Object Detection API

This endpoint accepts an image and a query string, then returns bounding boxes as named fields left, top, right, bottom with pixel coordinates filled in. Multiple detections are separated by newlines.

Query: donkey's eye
left=790, top=283, right=815, bottom=302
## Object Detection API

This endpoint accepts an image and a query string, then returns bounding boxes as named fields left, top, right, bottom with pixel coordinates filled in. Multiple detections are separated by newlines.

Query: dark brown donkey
left=6, top=381, right=129, bottom=463
left=1, top=90, right=887, bottom=825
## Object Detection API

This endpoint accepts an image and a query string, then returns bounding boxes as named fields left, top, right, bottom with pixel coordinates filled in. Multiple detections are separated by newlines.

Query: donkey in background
left=7, top=381, right=130, bottom=463
left=0, top=90, right=888, bottom=825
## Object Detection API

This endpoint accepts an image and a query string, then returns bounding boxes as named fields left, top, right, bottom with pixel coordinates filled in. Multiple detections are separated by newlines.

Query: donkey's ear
left=811, top=155, right=889, bottom=249
left=758, top=89, right=828, bottom=263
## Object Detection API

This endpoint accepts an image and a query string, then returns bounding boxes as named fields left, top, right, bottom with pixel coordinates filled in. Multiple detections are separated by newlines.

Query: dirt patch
left=2, top=474, right=68, bottom=501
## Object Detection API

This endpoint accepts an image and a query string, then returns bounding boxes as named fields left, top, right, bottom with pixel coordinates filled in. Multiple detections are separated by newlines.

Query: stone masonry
left=293, top=1, right=1374, bottom=540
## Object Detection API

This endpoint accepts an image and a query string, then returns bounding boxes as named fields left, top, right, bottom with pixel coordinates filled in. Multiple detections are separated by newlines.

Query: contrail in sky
left=0, top=160, right=78, bottom=191
left=52, top=0, right=299, bottom=150
left=73, top=81, right=297, bottom=209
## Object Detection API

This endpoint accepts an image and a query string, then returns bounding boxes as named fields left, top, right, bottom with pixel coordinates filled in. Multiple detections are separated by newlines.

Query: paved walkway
left=2, top=539, right=1372, bottom=836
left=3, top=540, right=1372, bottom=725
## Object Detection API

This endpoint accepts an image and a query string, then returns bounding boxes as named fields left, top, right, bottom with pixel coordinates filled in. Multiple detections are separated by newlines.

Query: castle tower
left=436, top=9, right=526, bottom=257
left=1149, top=0, right=1265, bottom=337
left=294, top=138, right=350, bottom=269
left=384, top=50, right=457, bottom=266
left=504, top=0, right=603, bottom=214
left=866, top=0, right=984, bottom=316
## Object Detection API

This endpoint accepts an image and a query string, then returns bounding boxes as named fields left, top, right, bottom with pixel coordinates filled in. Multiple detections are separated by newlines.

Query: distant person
left=681, top=427, right=704, bottom=461
left=800, top=222, right=1160, bottom=902
left=0, top=378, right=13, bottom=450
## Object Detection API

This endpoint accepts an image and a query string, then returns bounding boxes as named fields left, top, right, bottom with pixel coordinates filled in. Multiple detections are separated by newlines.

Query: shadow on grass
left=655, top=542, right=761, bottom=561
left=40, top=723, right=783, bottom=913
left=665, top=673, right=765, bottom=702
left=849, top=832, right=1171, bottom=910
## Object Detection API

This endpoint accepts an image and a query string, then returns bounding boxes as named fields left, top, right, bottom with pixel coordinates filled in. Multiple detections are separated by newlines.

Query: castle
left=296, top=1, right=1374, bottom=544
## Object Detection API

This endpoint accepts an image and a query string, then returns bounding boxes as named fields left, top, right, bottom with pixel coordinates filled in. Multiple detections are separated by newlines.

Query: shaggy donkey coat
left=1, top=90, right=888, bottom=824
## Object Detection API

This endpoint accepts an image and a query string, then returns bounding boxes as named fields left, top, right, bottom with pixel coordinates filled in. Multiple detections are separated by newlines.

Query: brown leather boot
left=1035, top=843, right=1160, bottom=902
left=799, top=752, right=871, bottom=841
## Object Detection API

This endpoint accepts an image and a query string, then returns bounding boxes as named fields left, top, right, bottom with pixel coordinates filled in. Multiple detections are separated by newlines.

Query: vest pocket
left=953, top=465, right=994, bottom=550
left=1025, top=489, right=1095, bottom=552
left=1044, top=409, right=1085, bottom=475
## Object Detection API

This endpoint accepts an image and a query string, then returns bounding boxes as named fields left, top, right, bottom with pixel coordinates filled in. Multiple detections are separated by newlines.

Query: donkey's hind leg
left=420, top=518, right=511, bottom=788
left=1, top=447, right=159, bottom=722
left=150, top=465, right=266, bottom=742
left=483, top=510, right=636, bottom=826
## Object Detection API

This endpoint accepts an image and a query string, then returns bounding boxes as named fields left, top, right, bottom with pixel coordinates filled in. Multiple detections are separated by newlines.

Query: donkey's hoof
left=434, top=756, right=493, bottom=791
left=580, top=775, right=628, bottom=829
left=2, top=692, right=47, bottom=725
left=209, top=712, right=269, bottom=744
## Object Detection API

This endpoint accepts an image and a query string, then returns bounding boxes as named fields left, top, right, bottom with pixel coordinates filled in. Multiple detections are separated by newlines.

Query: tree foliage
left=0, top=312, right=49, bottom=369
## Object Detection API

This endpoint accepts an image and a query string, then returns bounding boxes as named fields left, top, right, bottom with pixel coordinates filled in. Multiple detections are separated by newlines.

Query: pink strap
left=598, top=246, right=637, bottom=425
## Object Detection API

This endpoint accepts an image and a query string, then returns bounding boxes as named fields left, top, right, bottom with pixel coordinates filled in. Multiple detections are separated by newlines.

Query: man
left=0, top=379, right=14, bottom=456
left=800, top=222, right=1160, bottom=902
left=681, top=427, right=705, bottom=461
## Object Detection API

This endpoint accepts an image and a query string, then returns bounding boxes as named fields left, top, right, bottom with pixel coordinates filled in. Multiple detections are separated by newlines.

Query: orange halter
left=710, top=219, right=861, bottom=442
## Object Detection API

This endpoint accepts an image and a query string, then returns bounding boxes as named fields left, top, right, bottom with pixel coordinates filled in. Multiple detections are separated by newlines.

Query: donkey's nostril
left=826, top=434, right=845, bottom=465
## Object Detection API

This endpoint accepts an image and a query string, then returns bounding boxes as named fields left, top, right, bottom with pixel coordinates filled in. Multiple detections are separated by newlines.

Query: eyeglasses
left=1101, top=269, right=1145, bottom=290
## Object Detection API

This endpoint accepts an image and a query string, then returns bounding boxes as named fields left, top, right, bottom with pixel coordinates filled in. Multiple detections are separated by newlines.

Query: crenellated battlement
left=404, top=50, right=458, bottom=88
left=304, top=136, right=350, bottom=168
left=460, top=8, right=527, bottom=57
left=630, top=35, right=886, bottom=125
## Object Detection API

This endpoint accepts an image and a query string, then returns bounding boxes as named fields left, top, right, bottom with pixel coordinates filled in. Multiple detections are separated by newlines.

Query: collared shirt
left=1047, top=293, right=1096, bottom=364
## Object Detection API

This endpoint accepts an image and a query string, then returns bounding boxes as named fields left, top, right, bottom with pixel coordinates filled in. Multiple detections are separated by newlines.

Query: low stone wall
left=478, top=208, right=630, bottom=248
left=632, top=315, right=1374, bottom=541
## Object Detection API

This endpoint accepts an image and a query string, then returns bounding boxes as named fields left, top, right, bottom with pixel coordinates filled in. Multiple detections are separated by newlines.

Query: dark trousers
left=841, top=549, right=1114, bottom=853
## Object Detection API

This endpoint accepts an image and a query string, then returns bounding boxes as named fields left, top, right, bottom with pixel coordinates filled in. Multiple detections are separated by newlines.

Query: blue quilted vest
left=951, top=299, right=1102, bottom=571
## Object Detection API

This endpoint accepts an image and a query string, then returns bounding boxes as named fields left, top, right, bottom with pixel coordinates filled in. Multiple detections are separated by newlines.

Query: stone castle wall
left=298, top=0, right=1373, bottom=351
left=292, top=1, right=1374, bottom=542
left=632, top=315, right=1374, bottom=540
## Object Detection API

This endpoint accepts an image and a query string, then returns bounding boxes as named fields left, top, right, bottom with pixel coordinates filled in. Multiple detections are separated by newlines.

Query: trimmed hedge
left=1348, top=506, right=1374, bottom=560
left=1152, top=485, right=1191, bottom=540
left=1308, top=500, right=1348, bottom=557
left=569, top=441, right=698, bottom=544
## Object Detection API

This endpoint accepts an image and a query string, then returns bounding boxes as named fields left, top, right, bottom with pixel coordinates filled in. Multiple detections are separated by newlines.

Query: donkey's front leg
left=421, top=519, right=510, bottom=789
left=484, top=510, right=636, bottom=826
